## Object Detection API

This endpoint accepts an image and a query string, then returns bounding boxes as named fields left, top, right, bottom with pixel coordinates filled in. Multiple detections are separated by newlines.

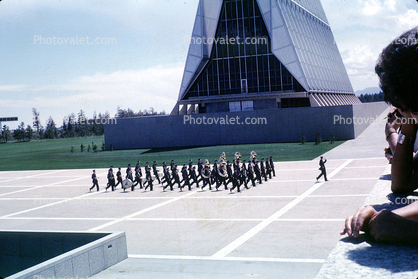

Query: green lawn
left=0, top=136, right=344, bottom=171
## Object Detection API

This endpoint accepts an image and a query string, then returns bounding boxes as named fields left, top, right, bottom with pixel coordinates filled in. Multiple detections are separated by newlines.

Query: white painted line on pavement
left=88, top=191, right=197, bottom=232
left=269, top=177, right=377, bottom=183
left=308, top=194, right=369, bottom=198
left=211, top=159, right=353, bottom=260
left=0, top=173, right=108, bottom=218
left=2, top=217, right=115, bottom=221
left=126, top=217, right=344, bottom=222
left=0, top=170, right=65, bottom=184
left=128, top=254, right=326, bottom=263
left=0, top=171, right=106, bottom=198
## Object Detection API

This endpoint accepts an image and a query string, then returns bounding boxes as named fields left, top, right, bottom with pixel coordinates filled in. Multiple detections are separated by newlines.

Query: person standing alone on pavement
left=316, top=156, right=328, bottom=181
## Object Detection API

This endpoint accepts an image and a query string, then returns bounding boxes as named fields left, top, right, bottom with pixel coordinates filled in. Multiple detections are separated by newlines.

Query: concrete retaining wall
left=104, top=102, right=388, bottom=150
left=2, top=231, right=127, bottom=279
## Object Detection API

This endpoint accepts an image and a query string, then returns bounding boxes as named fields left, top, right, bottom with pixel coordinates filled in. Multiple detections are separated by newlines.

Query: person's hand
left=386, top=107, right=402, bottom=132
left=340, top=206, right=377, bottom=238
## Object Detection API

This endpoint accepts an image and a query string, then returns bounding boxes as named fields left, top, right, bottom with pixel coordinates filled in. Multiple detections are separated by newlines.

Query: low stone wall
left=104, top=102, right=388, bottom=150
left=3, top=231, right=127, bottom=279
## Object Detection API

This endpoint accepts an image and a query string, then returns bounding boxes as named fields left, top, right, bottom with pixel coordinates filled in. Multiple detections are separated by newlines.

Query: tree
left=13, top=122, right=26, bottom=142
left=78, top=110, right=88, bottom=137
left=330, top=133, right=335, bottom=144
left=1, top=125, right=11, bottom=143
left=91, top=111, right=99, bottom=136
left=92, top=142, right=98, bottom=152
left=315, top=132, right=322, bottom=145
left=301, top=134, right=306, bottom=145
left=25, top=125, right=33, bottom=141
left=45, top=117, right=58, bottom=139
left=358, top=92, right=384, bottom=103
left=67, top=113, right=76, bottom=138
left=32, top=108, right=41, bottom=133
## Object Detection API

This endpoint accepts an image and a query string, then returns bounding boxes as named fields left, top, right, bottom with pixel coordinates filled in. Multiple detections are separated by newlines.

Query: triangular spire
left=175, top=0, right=356, bottom=112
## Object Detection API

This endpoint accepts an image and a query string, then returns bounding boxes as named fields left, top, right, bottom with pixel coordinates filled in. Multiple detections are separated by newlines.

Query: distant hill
left=355, top=87, right=384, bottom=103
left=354, top=87, right=381, bottom=96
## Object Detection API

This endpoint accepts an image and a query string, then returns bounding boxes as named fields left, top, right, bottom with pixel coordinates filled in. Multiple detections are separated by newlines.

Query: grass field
left=0, top=136, right=344, bottom=171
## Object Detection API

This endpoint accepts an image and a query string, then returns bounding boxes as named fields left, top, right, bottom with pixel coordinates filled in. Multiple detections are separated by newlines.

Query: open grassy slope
left=0, top=136, right=344, bottom=171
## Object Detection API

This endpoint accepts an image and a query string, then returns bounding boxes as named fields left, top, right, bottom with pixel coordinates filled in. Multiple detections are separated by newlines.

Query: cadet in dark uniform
left=170, top=160, right=175, bottom=172
left=265, top=158, right=272, bottom=179
left=254, top=160, right=262, bottom=184
left=210, top=166, right=217, bottom=190
left=144, top=162, right=153, bottom=191
left=240, top=165, right=248, bottom=189
left=152, top=161, right=161, bottom=184
left=106, top=169, right=115, bottom=191
left=190, top=166, right=199, bottom=188
left=188, top=159, right=193, bottom=177
left=247, top=162, right=256, bottom=187
left=316, top=156, right=328, bottom=181
left=126, top=164, right=133, bottom=182
left=115, top=167, right=123, bottom=189
left=216, top=164, right=228, bottom=191
left=106, top=165, right=113, bottom=190
left=90, top=170, right=99, bottom=192
left=242, top=160, right=247, bottom=172
left=197, top=158, right=203, bottom=179
left=172, top=165, right=182, bottom=190
left=212, top=160, right=219, bottom=186
left=260, top=158, right=268, bottom=182
left=225, top=161, right=233, bottom=188
left=162, top=165, right=173, bottom=191
left=230, top=168, right=241, bottom=192
left=269, top=156, right=275, bottom=177
left=133, top=164, right=142, bottom=189
left=233, top=159, right=240, bottom=172
left=201, top=165, right=211, bottom=190
left=181, top=164, right=191, bottom=191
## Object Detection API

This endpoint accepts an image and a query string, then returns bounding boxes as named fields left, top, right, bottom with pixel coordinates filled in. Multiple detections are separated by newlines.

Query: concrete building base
left=4, top=231, right=127, bottom=279
left=104, top=102, right=388, bottom=150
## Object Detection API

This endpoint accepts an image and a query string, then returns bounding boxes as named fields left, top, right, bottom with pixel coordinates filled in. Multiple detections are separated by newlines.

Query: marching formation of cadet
left=91, top=151, right=276, bottom=194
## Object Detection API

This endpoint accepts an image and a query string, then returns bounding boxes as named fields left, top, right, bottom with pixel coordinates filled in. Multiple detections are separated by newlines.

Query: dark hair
left=375, top=26, right=418, bottom=112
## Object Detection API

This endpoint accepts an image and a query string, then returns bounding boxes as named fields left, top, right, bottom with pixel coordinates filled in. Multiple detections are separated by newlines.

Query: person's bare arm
left=391, top=119, right=417, bottom=193
left=392, top=200, right=418, bottom=220
left=369, top=208, right=418, bottom=244
left=385, top=107, right=401, bottom=155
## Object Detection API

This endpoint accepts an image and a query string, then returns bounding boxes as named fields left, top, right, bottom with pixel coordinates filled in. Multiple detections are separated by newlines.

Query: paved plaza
left=1, top=108, right=417, bottom=278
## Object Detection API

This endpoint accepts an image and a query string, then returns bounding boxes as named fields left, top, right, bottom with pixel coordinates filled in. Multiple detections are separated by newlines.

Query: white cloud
left=396, top=9, right=418, bottom=31
left=363, top=0, right=383, bottom=16
left=0, top=64, right=184, bottom=128
left=322, top=0, right=418, bottom=91
left=343, top=45, right=376, bottom=70
left=0, top=85, right=27, bottom=92
left=341, top=45, right=380, bottom=91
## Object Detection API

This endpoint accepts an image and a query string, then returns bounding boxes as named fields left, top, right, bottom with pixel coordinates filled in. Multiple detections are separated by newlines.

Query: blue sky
left=1, top=0, right=418, bottom=129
